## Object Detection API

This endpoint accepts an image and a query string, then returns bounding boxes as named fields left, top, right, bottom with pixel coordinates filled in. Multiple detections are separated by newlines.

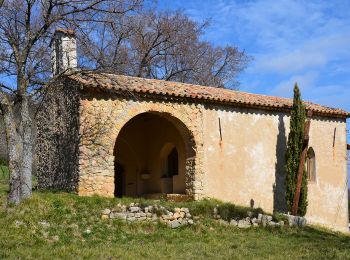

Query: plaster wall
left=202, top=105, right=348, bottom=231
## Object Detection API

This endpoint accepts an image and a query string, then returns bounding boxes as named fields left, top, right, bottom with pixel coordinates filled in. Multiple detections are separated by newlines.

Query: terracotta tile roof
left=54, top=28, right=75, bottom=36
left=68, top=72, right=350, bottom=118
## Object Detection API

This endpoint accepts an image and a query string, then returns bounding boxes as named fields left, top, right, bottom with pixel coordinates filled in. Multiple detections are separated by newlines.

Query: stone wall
left=36, top=79, right=80, bottom=191
left=78, top=91, right=205, bottom=198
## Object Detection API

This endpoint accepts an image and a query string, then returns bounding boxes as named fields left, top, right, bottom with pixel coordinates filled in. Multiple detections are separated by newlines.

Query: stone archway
left=113, top=111, right=196, bottom=199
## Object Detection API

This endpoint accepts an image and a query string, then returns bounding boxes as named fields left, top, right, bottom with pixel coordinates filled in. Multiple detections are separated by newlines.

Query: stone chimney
left=51, top=29, right=77, bottom=75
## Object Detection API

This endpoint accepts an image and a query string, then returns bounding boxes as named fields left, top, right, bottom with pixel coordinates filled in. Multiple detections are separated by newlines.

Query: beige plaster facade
left=75, top=90, right=348, bottom=231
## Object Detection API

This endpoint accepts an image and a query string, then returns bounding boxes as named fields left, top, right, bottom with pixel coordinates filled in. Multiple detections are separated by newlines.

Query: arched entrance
left=113, top=112, right=196, bottom=198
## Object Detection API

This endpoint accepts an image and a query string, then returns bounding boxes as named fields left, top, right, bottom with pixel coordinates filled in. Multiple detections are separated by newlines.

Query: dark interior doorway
left=114, top=162, right=124, bottom=198
left=167, top=148, right=179, bottom=177
left=113, top=112, right=196, bottom=197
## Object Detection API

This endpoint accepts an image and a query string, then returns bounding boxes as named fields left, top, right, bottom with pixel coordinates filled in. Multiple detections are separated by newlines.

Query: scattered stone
left=113, top=212, right=127, bottom=220
left=218, top=219, right=229, bottom=225
left=238, top=219, right=251, bottom=228
left=181, top=208, right=190, bottom=214
left=283, top=214, right=307, bottom=227
left=101, top=208, right=111, bottom=215
left=174, top=208, right=181, bottom=213
left=261, top=215, right=272, bottom=227
left=39, top=221, right=50, bottom=228
left=101, top=214, right=109, bottom=220
left=268, top=221, right=277, bottom=227
left=129, top=206, right=140, bottom=213
left=188, top=219, right=194, bottom=225
left=170, top=220, right=181, bottom=229
left=84, top=229, right=92, bottom=234
left=127, top=217, right=136, bottom=222
left=279, top=221, right=285, bottom=227
left=230, top=219, right=238, bottom=226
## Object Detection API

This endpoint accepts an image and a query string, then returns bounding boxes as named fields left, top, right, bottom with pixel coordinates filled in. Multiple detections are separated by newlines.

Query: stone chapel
left=36, top=29, right=350, bottom=231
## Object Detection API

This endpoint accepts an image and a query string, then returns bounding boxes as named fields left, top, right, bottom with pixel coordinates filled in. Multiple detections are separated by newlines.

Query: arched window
left=167, top=148, right=179, bottom=177
left=306, top=147, right=316, bottom=182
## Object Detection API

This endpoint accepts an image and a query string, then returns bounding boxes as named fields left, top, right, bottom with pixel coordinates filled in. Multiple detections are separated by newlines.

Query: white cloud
left=186, top=0, right=350, bottom=76
left=269, top=71, right=319, bottom=97
left=176, top=0, right=350, bottom=112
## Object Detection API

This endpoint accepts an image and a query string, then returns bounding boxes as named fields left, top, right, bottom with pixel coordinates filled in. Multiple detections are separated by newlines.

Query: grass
left=1, top=165, right=350, bottom=259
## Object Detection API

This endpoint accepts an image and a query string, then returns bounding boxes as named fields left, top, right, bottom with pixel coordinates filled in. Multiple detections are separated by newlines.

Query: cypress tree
left=285, top=84, right=308, bottom=216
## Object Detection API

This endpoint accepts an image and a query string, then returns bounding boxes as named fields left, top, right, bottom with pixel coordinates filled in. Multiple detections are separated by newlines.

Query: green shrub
left=272, top=212, right=289, bottom=222
left=0, top=157, right=8, bottom=166
left=218, top=203, right=236, bottom=220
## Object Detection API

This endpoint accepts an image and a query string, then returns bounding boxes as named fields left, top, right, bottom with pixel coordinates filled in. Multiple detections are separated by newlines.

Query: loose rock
left=230, top=219, right=238, bottom=226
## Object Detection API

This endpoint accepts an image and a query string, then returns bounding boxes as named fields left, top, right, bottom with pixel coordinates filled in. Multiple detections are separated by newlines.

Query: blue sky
left=158, top=0, right=350, bottom=175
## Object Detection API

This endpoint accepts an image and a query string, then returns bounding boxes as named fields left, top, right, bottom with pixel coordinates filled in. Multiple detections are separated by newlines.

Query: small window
left=167, top=148, right=178, bottom=177
left=306, top=147, right=316, bottom=182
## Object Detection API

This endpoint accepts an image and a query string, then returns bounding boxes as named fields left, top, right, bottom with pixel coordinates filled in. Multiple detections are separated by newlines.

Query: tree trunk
left=20, top=96, right=33, bottom=199
left=3, top=105, right=22, bottom=205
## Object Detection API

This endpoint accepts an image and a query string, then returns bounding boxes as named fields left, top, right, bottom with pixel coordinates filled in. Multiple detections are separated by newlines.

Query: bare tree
left=81, top=11, right=251, bottom=88
left=0, top=1, right=250, bottom=205
left=0, top=0, right=142, bottom=205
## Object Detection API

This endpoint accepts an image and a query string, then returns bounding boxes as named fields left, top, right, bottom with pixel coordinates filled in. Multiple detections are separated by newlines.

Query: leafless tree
left=0, top=1, right=250, bottom=205
left=80, top=11, right=250, bottom=88
left=0, top=0, right=142, bottom=205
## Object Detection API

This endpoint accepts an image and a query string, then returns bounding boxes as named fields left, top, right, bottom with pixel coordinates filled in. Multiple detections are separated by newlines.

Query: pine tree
left=285, top=84, right=308, bottom=216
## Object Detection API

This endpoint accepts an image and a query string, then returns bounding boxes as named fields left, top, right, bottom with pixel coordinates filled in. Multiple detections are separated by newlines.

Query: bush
left=217, top=203, right=264, bottom=221
left=0, top=157, right=8, bottom=166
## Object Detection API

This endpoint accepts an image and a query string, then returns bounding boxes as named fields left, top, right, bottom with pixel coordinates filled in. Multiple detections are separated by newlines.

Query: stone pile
left=159, top=207, right=194, bottom=228
left=216, top=213, right=285, bottom=228
left=282, top=214, right=307, bottom=227
left=101, top=203, right=194, bottom=228
left=213, top=206, right=287, bottom=228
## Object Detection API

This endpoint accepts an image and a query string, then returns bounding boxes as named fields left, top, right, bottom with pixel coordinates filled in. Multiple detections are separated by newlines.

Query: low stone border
left=101, top=203, right=194, bottom=228
left=216, top=214, right=285, bottom=228
left=101, top=203, right=307, bottom=229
